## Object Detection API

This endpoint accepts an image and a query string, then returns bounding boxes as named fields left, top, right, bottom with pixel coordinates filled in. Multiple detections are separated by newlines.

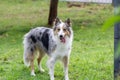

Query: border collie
left=23, top=18, right=73, bottom=80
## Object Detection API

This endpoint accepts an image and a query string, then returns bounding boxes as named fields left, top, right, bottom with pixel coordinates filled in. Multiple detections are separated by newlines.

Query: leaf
left=102, top=16, right=120, bottom=31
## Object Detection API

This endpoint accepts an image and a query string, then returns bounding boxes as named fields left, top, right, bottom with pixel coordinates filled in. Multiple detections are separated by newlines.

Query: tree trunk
left=48, top=0, right=59, bottom=26
left=114, top=0, right=120, bottom=78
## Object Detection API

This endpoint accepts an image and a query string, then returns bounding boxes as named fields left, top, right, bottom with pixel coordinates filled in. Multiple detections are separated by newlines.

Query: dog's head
left=53, top=17, right=72, bottom=43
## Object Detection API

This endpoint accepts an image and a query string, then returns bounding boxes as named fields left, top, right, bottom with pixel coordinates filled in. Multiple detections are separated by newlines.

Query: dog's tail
left=23, top=33, right=32, bottom=67
left=23, top=55, right=30, bottom=67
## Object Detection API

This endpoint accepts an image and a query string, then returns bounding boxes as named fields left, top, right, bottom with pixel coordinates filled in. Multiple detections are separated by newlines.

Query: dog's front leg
left=62, top=56, right=69, bottom=80
left=47, top=57, right=56, bottom=80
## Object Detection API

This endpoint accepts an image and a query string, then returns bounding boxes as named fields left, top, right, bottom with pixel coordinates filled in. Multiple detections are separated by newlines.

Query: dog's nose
left=60, top=35, right=63, bottom=38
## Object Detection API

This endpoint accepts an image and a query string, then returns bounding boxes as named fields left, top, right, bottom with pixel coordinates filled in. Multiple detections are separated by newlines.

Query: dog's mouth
left=60, top=37, right=66, bottom=43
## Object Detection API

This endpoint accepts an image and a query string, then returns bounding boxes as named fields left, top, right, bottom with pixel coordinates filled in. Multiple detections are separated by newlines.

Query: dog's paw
left=50, top=77, right=54, bottom=80
left=31, top=72, right=36, bottom=76
left=40, top=68, right=45, bottom=73
left=65, top=78, right=69, bottom=80
left=65, top=77, right=69, bottom=80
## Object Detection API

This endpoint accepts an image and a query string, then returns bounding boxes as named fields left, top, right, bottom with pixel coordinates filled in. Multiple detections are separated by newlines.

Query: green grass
left=0, top=1, right=113, bottom=80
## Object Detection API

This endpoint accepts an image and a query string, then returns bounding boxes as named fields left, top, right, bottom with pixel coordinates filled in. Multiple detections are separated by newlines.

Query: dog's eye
left=63, top=29, right=66, bottom=32
left=57, top=29, right=60, bottom=31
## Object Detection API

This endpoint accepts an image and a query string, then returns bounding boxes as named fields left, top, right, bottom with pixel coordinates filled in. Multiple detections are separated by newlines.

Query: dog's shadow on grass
left=36, top=69, right=64, bottom=79
left=21, top=66, right=50, bottom=79
left=22, top=66, right=64, bottom=79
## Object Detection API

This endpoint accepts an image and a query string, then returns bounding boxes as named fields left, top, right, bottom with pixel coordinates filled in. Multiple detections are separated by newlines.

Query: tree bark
left=48, top=0, right=59, bottom=26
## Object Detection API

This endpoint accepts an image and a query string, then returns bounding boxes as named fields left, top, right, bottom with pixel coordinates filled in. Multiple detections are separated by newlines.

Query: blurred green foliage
left=102, top=15, right=120, bottom=31
left=102, top=7, right=120, bottom=31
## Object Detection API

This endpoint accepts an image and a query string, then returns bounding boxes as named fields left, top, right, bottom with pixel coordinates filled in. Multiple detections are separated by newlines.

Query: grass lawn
left=0, top=1, right=113, bottom=80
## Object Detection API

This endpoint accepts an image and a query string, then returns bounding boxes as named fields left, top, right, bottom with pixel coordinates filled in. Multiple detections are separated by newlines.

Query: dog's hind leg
left=30, top=55, right=36, bottom=76
left=37, top=50, right=45, bottom=72
left=62, top=56, right=69, bottom=80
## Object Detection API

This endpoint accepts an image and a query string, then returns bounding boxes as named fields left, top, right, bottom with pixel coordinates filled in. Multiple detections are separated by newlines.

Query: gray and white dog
left=23, top=18, right=73, bottom=80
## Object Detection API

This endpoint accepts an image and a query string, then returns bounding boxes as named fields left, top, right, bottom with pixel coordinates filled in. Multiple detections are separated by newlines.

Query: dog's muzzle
left=59, top=35, right=66, bottom=43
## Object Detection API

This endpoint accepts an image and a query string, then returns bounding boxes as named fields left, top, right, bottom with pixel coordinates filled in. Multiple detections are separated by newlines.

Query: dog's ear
left=65, top=18, right=71, bottom=27
left=53, top=17, right=61, bottom=26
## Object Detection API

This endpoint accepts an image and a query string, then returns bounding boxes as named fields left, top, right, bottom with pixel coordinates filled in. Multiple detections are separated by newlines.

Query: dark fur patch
left=30, top=41, right=33, bottom=44
left=31, top=48, right=33, bottom=52
left=39, top=32, right=42, bottom=35
left=37, top=37, right=41, bottom=41
left=30, top=35, right=36, bottom=43
left=41, top=29, right=49, bottom=51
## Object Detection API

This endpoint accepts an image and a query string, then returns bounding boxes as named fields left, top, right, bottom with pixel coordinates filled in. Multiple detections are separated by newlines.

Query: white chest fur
left=51, top=37, right=72, bottom=60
